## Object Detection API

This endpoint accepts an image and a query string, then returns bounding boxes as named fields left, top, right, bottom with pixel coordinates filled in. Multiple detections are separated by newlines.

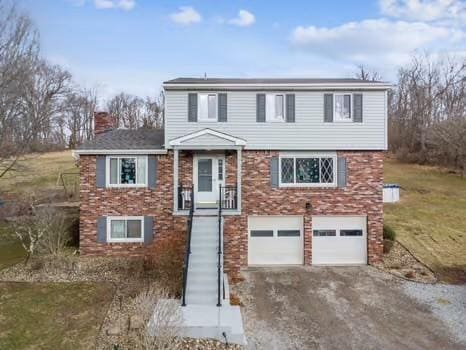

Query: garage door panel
left=312, top=216, right=367, bottom=265
left=248, top=216, right=303, bottom=265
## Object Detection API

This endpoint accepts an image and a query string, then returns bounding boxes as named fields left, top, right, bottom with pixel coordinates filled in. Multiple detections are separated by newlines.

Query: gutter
left=72, top=149, right=168, bottom=159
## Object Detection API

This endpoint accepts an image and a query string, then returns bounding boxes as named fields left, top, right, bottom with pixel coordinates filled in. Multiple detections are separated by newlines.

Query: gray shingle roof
left=164, top=77, right=386, bottom=84
left=77, top=128, right=164, bottom=150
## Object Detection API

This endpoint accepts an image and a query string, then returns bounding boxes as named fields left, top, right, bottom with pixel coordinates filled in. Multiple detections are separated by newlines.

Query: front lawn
left=0, top=281, right=115, bottom=350
left=384, top=158, right=466, bottom=283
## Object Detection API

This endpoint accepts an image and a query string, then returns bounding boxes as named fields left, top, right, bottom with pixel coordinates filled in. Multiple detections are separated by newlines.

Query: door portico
left=169, top=129, right=246, bottom=214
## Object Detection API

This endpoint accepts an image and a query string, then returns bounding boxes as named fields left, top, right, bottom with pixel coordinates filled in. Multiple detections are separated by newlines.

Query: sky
left=21, top=0, right=466, bottom=100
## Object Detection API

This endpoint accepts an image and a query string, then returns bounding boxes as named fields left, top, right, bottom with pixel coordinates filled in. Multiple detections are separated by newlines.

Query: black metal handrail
left=181, top=185, right=194, bottom=306
left=217, top=184, right=223, bottom=307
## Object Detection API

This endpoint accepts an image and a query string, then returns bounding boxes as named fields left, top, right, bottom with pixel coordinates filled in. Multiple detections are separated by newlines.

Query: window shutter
left=337, top=157, right=347, bottom=188
left=144, top=216, right=154, bottom=245
left=324, top=94, right=333, bottom=122
left=148, top=155, right=157, bottom=189
left=256, top=94, right=266, bottom=122
left=286, top=94, right=295, bottom=123
left=188, top=93, right=198, bottom=122
left=218, top=93, right=227, bottom=122
left=353, top=94, right=363, bottom=123
left=96, top=156, right=106, bottom=188
left=271, top=156, right=279, bottom=188
left=97, top=217, right=107, bottom=243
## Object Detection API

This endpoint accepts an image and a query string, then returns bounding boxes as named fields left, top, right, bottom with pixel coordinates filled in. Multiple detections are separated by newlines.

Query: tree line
left=0, top=1, right=163, bottom=178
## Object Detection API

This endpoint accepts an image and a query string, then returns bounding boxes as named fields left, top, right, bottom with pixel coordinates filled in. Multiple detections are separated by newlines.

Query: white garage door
left=248, top=216, right=303, bottom=265
left=312, top=216, right=367, bottom=265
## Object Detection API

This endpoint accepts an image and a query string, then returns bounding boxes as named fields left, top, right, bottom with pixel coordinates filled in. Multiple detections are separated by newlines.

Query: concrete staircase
left=186, top=216, right=219, bottom=305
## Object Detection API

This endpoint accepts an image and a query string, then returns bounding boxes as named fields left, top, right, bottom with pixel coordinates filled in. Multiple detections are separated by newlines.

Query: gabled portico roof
left=169, top=128, right=246, bottom=149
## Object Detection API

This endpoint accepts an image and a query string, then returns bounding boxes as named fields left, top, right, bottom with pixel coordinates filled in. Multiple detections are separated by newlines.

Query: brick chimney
left=94, top=112, right=117, bottom=136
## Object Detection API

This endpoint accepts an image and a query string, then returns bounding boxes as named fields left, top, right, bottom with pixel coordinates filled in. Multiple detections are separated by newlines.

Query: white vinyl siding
left=165, top=90, right=387, bottom=150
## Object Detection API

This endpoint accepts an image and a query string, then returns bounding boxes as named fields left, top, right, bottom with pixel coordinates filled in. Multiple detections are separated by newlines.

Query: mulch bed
left=375, top=241, right=437, bottom=283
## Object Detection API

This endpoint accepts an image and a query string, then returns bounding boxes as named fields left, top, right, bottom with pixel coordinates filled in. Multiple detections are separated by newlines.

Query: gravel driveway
left=236, top=266, right=466, bottom=350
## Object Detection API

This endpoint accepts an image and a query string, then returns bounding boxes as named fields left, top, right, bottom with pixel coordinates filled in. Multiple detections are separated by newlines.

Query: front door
left=194, top=155, right=225, bottom=209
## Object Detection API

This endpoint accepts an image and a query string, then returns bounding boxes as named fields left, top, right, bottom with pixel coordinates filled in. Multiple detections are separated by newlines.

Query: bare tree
left=354, top=64, right=383, bottom=81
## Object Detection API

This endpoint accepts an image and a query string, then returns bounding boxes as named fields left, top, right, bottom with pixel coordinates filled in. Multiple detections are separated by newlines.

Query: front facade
left=76, top=78, right=389, bottom=283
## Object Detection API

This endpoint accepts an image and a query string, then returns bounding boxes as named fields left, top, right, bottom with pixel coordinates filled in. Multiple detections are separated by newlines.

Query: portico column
left=237, top=147, right=242, bottom=212
left=173, top=148, right=179, bottom=212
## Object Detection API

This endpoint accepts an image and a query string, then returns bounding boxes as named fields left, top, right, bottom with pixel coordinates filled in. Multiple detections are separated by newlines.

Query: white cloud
left=379, top=0, right=466, bottom=22
left=229, top=10, right=255, bottom=27
left=291, top=19, right=464, bottom=66
left=94, top=0, right=135, bottom=11
left=170, top=6, right=202, bottom=25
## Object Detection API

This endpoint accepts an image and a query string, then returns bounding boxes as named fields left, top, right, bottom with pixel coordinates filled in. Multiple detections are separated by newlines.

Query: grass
left=0, top=223, right=26, bottom=270
left=0, top=282, right=115, bottom=350
left=0, top=150, right=77, bottom=197
left=384, top=158, right=466, bottom=283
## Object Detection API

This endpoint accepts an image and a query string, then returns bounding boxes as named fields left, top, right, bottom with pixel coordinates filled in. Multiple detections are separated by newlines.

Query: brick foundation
left=79, top=150, right=383, bottom=282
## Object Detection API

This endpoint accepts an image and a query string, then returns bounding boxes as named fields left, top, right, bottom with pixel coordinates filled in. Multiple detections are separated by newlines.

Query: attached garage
left=312, top=216, right=367, bottom=265
left=248, top=216, right=303, bottom=265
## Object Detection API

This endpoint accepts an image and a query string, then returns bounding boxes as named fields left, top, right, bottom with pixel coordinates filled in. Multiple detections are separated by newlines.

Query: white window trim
left=278, top=152, right=337, bottom=188
left=105, top=155, right=148, bottom=188
left=333, top=92, right=353, bottom=122
left=107, top=216, right=144, bottom=243
left=266, top=93, right=286, bottom=123
left=198, top=93, right=218, bottom=122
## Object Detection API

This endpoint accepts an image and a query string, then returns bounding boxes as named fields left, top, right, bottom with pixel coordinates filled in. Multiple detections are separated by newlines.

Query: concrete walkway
left=236, top=266, right=465, bottom=350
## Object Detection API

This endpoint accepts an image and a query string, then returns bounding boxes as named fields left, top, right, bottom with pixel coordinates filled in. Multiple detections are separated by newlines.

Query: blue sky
left=22, top=0, right=466, bottom=99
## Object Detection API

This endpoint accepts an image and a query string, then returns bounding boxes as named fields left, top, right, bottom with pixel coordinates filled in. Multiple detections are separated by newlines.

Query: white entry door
left=248, top=216, right=304, bottom=265
left=194, top=155, right=225, bottom=208
left=312, top=216, right=367, bottom=265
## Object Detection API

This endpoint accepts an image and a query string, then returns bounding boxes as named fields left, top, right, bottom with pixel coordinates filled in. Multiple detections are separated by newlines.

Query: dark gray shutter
left=144, top=216, right=154, bottom=245
left=286, top=94, right=295, bottom=123
left=188, top=93, right=198, bottom=122
left=256, top=94, right=266, bottom=122
left=97, top=217, right=107, bottom=243
left=271, top=156, right=279, bottom=188
left=218, top=93, right=227, bottom=122
left=337, top=157, right=347, bottom=188
left=148, top=155, right=157, bottom=189
left=353, top=94, right=363, bottom=123
left=96, top=156, right=106, bottom=188
left=324, top=94, right=333, bottom=122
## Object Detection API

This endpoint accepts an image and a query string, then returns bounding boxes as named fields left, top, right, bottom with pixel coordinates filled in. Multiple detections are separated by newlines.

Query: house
left=75, top=78, right=389, bottom=317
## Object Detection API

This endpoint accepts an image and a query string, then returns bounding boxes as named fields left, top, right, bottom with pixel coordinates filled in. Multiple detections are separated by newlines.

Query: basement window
left=107, top=216, right=144, bottom=243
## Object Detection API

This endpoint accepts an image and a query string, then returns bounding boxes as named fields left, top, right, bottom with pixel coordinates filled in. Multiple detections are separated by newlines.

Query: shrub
left=38, top=207, right=72, bottom=256
left=383, top=224, right=396, bottom=241
left=143, top=239, right=184, bottom=297
left=383, top=239, right=394, bottom=254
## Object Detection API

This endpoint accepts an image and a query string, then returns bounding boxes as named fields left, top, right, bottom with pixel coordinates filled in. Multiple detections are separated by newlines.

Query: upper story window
left=279, top=153, right=336, bottom=187
left=199, top=93, right=217, bottom=121
left=107, top=156, right=147, bottom=187
left=334, top=94, right=352, bottom=121
left=266, top=94, right=285, bottom=122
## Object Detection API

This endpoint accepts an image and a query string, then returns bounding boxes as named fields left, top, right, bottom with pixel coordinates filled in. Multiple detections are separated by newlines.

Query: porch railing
left=219, top=185, right=237, bottom=210
left=217, top=185, right=223, bottom=307
left=178, top=185, right=193, bottom=210
left=181, top=185, right=194, bottom=307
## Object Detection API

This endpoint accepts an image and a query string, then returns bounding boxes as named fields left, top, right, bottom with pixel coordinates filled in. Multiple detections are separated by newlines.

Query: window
left=277, top=230, right=300, bottom=237
left=335, top=94, right=352, bottom=121
left=107, top=156, right=147, bottom=187
left=218, top=159, right=224, bottom=181
left=313, top=230, right=337, bottom=237
left=199, top=93, right=217, bottom=121
left=340, top=229, right=363, bottom=236
left=279, top=154, right=336, bottom=186
left=107, top=216, right=143, bottom=242
left=250, top=230, right=273, bottom=237
left=266, top=94, right=285, bottom=122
